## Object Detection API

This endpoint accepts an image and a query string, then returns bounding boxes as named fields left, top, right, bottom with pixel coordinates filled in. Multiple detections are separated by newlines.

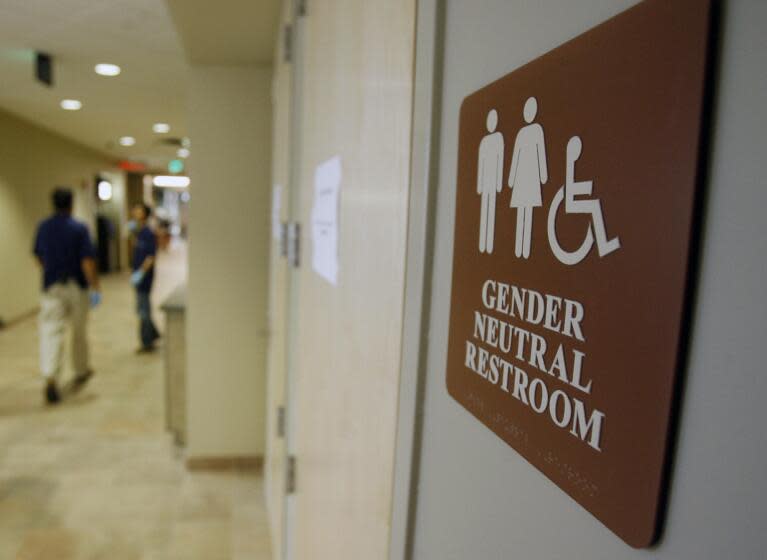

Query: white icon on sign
left=547, top=136, right=621, bottom=265
left=508, top=97, right=548, bottom=259
left=477, top=109, right=505, bottom=253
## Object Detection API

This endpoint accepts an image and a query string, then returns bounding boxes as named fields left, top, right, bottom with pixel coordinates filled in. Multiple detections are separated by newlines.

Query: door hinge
left=279, top=222, right=289, bottom=257
left=277, top=406, right=286, bottom=438
left=286, top=455, right=297, bottom=494
left=297, top=0, right=307, bottom=17
left=287, top=222, right=301, bottom=268
left=283, top=24, right=293, bottom=63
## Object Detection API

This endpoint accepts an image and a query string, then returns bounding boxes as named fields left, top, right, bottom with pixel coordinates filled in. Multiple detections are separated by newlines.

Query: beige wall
left=186, top=65, right=273, bottom=458
left=0, top=109, right=113, bottom=323
left=402, top=1, right=767, bottom=559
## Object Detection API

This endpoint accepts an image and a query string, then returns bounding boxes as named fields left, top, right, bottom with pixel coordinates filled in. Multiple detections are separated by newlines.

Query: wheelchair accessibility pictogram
left=547, top=136, right=620, bottom=266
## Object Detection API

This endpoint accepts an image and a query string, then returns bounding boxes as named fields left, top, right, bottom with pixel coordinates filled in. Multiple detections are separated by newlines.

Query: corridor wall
left=185, top=65, right=273, bottom=460
left=0, top=108, right=111, bottom=323
left=395, top=1, right=767, bottom=559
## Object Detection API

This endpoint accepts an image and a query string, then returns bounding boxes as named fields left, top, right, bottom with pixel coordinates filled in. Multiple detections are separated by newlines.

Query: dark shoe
left=72, top=370, right=94, bottom=391
left=45, top=382, right=61, bottom=405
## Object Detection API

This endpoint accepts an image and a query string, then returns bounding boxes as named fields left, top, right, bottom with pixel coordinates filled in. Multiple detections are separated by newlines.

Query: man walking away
left=33, top=188, right=101, bottom=404
left=130, top=203, right=160, bottom=352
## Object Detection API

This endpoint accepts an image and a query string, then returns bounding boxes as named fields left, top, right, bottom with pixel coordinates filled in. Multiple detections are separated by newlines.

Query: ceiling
left=165, top=0, right=281, bottom=65
left=0, top=0, right=190, bottom=170
left=0, top=0, right=280, bottom=171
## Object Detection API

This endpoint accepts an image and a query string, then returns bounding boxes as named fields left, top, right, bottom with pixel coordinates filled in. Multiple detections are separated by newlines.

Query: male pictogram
left=476, top=109, right=504, bottom=253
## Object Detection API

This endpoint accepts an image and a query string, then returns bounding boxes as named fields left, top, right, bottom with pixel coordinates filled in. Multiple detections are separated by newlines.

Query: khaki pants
left=39, top=281, right=90, bottom=381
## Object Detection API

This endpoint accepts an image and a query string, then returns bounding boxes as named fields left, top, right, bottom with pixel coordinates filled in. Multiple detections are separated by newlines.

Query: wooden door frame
left=282, top=0, right=308, bottom=558
left=389, top=1, right=445, bottom=559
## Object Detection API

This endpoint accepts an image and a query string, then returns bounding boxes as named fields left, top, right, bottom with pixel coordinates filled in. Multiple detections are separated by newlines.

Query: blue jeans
left=136, top=291, right=160, bottom=349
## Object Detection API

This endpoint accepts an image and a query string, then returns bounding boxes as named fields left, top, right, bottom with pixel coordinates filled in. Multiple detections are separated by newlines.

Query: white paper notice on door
left=310, top=156, right=341, bottom=285
left=272, top=184, right=282, bottom=241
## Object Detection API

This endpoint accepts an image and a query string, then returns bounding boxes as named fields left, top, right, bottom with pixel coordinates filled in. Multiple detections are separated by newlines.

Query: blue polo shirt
left=132, top=225, right=156, bottom=293
left=33, top=213, right=96, bottom=290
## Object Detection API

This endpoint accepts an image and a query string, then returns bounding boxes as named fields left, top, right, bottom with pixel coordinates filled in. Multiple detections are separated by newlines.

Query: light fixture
left=97, top=180, right=113, bottom=201
left=176, top=148, right=190, bottom=158
left=60, top=99, right=82, bottom=111
left=153, top=175, right=190, bottom=188
left=119, top=136, right=136, bottom=147
left=95, top=63, right=121, bottom=76
left=152, top=122, right=170, bottom=134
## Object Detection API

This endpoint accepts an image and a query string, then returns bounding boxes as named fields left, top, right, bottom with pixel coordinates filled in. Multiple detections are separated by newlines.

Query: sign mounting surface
left=445, top=0, right=714, bottom=547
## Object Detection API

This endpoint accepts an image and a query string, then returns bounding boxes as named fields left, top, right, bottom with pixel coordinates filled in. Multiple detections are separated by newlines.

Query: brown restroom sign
left=445, top=0, right=714, bottom=548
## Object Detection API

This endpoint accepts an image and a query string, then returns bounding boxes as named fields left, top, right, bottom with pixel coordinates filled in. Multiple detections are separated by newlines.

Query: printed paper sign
left=311, top=156, right=341, bottom=285
left=446, top=0, right=713, bottom=548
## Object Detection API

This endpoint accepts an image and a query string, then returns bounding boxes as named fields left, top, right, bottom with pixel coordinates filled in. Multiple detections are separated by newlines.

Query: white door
left=280, top=1, right=416, bottom=559
left=396, top=1, right=767, bottom=559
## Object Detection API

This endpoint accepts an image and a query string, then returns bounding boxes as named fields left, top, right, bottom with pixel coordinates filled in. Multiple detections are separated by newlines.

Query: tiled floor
left=0, top=243, right=271, bottom=559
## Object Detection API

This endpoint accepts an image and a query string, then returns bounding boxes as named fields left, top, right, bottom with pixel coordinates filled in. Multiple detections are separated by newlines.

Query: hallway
left=0, top=245, right=270, bottom=559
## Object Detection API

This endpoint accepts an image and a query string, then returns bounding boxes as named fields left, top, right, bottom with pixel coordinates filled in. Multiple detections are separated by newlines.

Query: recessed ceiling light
left=95, top=63, right=121, bottom=76
left=177, top=148, right=190, bottom=158
left=60, top=99, right=82, bottom=111
left=119, top=136, right=136, bottom=147
left=152, top=123, right=170, bottom=134
left=153, top=175, right=190, bottom=188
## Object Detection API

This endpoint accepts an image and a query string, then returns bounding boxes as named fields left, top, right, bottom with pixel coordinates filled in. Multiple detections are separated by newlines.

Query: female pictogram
left=508, top=97, right=548, bottom=259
